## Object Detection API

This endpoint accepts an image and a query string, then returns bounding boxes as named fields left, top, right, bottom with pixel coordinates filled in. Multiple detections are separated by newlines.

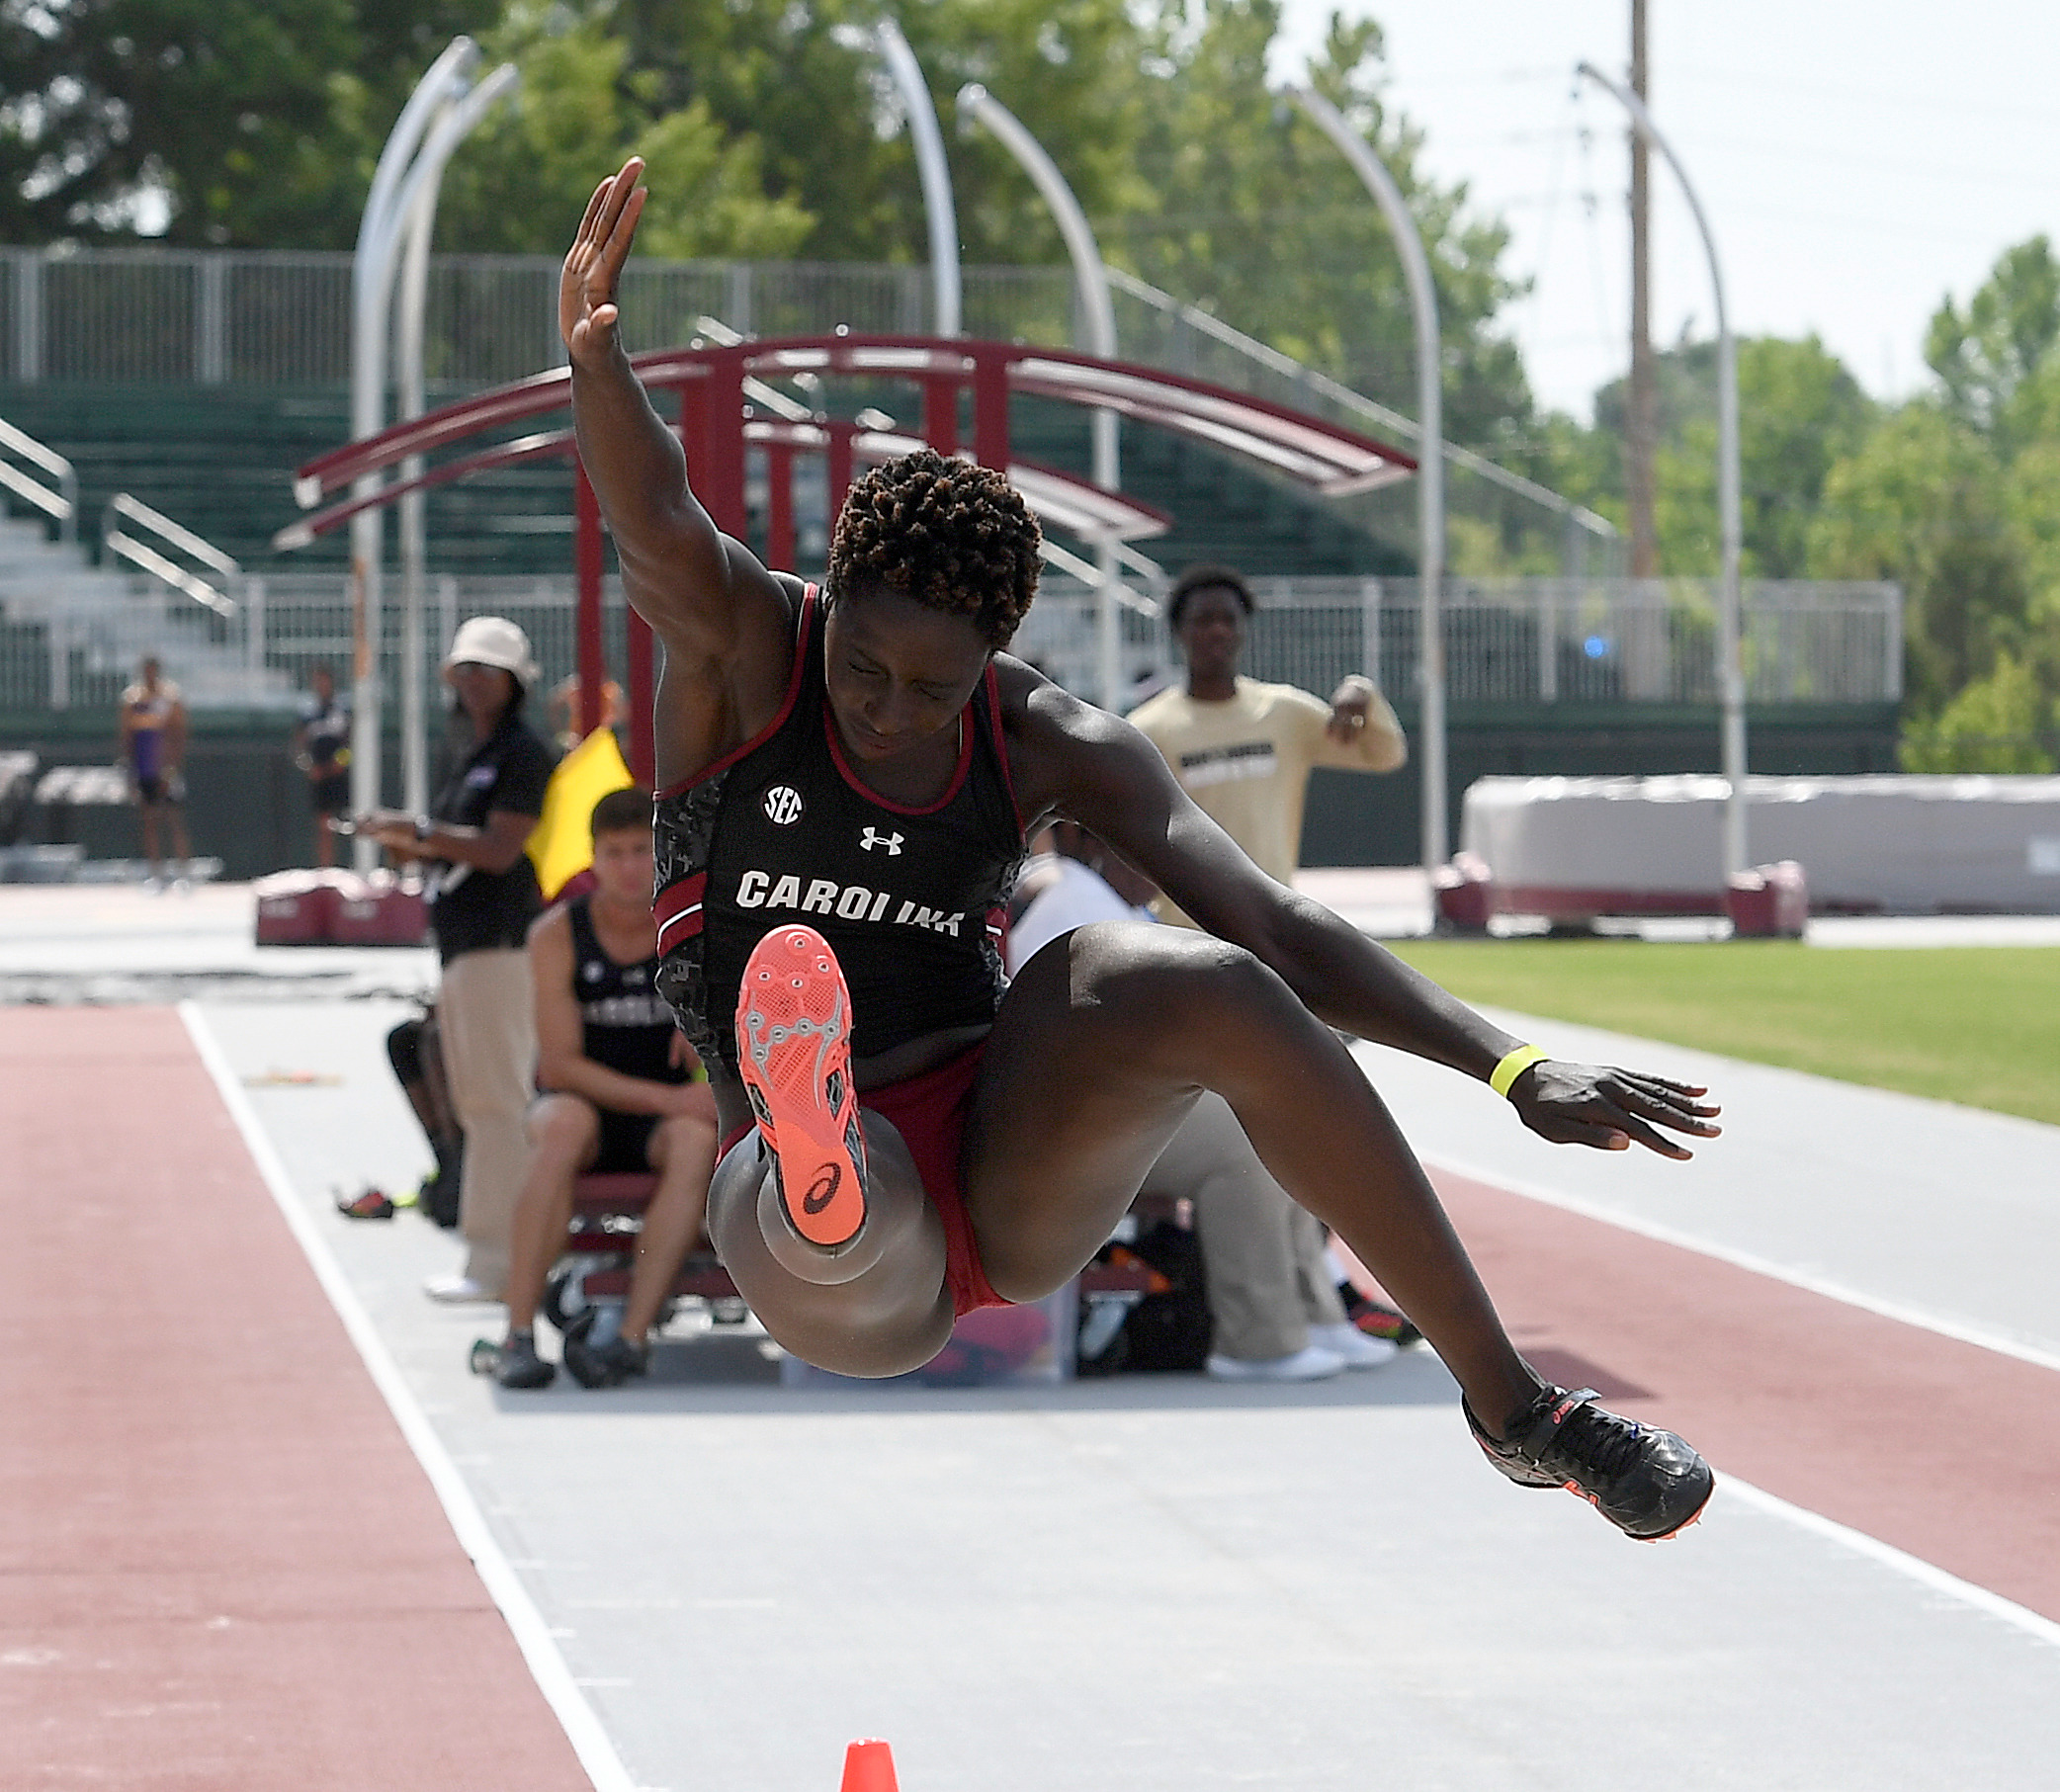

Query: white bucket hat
left=444, top=615, right=539, bottom=690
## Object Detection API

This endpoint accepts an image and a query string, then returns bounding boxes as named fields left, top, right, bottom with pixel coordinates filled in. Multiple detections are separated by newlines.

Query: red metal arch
left=288, top=335, right=1416, bottom=776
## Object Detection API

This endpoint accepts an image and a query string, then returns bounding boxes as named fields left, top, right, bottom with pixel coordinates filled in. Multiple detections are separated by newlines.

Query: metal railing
left=0, top=413, right=77, bottom=541
left=102, top=493, right=241, bottom=618
left=0, top=246, right=1608, bottom=572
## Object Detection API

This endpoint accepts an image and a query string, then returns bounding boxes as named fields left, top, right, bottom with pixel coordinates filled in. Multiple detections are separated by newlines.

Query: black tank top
left=651, top=586, right=1025, bottom=1075
left=565, top=895, right=684, bottom=1085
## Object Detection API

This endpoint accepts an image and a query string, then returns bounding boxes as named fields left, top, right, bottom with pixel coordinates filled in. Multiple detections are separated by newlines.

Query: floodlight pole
left=1578, top=60, right=1747, bottom=878
left=956, top=83, right=1125, bottom=709
left=877, top=19, right=961, bottom=336
left=390, top=61, right=519, bottom=817
left=1288, top=86, right=1448, bottom=872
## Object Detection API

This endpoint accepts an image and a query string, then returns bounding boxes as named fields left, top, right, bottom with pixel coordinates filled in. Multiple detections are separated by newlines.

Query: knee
left=1084, top=928, right=1282, bottom=1034
left=652, top=1108, right=718, bottom=1166
left=528, top=1095, right=597, bottom=1161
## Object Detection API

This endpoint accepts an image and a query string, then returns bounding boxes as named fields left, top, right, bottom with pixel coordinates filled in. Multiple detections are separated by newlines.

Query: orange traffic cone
left=839, top=1738, right=900, bottom=1792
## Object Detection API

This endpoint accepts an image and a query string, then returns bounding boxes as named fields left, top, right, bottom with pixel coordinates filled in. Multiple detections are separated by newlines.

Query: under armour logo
left=762, top=785, right=804, bottom=825
left=859, top=827, right=903, bottom=855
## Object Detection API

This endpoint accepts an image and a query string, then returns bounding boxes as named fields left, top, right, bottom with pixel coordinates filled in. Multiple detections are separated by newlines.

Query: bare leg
left=619, top=1096, right=720, bottom=1345
left=705, top=1112, right=954, bottom=1377
left=169, top=805, right=191, bottom=862
left=965, top=923, right=1543, bottom=1432
left=503, top=1094, right=599, bottom=1332
left=139, top=804, right=160, bottom=877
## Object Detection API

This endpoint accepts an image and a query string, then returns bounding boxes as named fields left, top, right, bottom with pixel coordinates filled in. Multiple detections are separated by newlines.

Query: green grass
left=1384, top=940, right=2060, bottom=1129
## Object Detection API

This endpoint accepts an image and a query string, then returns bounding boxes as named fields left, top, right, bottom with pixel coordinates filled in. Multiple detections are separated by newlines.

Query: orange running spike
left=839, top=1739, right=901, bottom=1792
left=735, top=924, right=869, bottom=1248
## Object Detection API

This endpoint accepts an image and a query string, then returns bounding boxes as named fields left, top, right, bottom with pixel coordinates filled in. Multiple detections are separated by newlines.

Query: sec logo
left=762, top=784, right=804, bottom=825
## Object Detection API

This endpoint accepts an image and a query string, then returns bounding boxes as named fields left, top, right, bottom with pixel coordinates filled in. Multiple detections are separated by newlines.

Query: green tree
left=1572, top=334, right=1872, bottom=578
left=1899, top=652, right=2057, bottom=773
left=1114, top=2, right=1531, bottom=451
left=436, top=2, right=811, bottom=260
left=0, top=0, right=500, bottom=245
left=602, top=0, right=1149, bottom=268
left=1806, top=405, right=2025, bottom=720
left=1925, top=234, right=2060, bottom=448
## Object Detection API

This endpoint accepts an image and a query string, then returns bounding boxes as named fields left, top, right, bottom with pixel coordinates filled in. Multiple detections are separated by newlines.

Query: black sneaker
left=563, top=1330, right=649, bottom=1390
left=495, top=1329, right=557, bottom=1391
left=1465, top=1384, right=1714, bottom=1541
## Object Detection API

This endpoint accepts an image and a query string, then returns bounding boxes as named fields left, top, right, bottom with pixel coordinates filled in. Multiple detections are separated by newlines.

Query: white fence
left=1, top=570, right=1900, bottom=723
left=1019, top=575, right=1904, bottom=712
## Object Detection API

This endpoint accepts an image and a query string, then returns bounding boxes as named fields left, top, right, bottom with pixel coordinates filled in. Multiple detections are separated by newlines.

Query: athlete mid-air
left=564, top=156, right=1721, bottom=1540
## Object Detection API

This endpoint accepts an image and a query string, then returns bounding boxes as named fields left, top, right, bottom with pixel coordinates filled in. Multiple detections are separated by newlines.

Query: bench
left=544, top=1172, right=1175, bottom=1333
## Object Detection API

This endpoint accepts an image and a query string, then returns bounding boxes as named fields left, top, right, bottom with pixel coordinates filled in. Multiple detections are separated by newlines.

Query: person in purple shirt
left=118, top=655, right=191, bottom=881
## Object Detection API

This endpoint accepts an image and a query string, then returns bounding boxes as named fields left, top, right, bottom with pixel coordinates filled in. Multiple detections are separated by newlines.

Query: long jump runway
left=6, top=993, right=2060, bottom=1789
left=0, top=1007, right=591, bottom=1791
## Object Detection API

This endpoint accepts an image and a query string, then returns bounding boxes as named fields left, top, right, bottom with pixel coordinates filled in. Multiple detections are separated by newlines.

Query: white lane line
left=1420, top=1149, right=2060, bottom=1377
left=179, top=1001, right=638, bottom=1792
left=1716, top=1477, right=2060, bottom=1652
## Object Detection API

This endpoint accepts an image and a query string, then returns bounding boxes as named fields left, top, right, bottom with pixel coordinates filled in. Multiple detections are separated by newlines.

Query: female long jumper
left=565, top=158, right=1720, bottom=1541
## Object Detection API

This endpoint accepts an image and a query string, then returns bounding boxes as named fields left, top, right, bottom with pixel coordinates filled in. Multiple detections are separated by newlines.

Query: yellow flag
left=526, top=726, right=636, bottom=901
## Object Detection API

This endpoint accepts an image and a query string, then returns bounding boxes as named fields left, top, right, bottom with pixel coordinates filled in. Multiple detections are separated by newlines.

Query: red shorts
left=720, top=1042, right=1005, bottom=1318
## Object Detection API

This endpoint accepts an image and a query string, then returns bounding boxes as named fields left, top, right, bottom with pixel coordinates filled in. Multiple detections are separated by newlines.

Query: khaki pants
left=1137, top=1092, right=1347, bottom=1362
left=436, top=947, right=536, bottom=1296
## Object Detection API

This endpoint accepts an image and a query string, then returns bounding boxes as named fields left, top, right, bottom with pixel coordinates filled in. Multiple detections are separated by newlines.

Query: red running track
left=0, top=1008, right=591, bottom=1791
left=1432, top=1164, right=2060, bottom=1620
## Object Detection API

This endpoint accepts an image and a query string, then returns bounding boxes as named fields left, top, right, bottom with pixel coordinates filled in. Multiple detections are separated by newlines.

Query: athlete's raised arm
left=1006, top=666, right=1718, bottom=1158
left=561, top=158, right=793, bottom=778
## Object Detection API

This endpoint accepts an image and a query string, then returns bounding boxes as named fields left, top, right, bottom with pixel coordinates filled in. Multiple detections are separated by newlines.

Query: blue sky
left=1271, top=2, right=2060, bottom=419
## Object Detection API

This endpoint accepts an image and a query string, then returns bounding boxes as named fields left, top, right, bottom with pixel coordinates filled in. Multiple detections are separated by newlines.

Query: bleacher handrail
left=102, top=492, right=240, bottom=618
left=1105, top=269, right=1620, bottom=547
left=0, top=414, right=78, bottom=542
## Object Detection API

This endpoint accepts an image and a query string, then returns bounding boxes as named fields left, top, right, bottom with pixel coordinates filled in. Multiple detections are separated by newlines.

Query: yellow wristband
left=1489, top=1044, right=1549, bottom=1100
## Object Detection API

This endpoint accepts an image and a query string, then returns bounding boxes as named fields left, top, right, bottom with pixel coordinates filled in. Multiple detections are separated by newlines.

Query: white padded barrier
left=1459, top=774, right=2060, bottom=916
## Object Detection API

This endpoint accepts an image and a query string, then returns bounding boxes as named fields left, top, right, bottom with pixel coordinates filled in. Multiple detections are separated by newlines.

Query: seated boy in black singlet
left=495, top=789, right=721, bottom=1390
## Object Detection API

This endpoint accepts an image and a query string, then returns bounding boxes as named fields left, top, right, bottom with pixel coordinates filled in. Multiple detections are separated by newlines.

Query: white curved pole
left=956, top=82, right=1124, bottom=707
left=396, top=186, right=438, bottom=821
left=1288, top=85, right=1448, bottom=873
left=388, top=63, right=520, bottom=816
left=1578, top=60, right=1747, bottom=879
left=876, top=19, right=961, bottom=336
left=955, top=84, right=1114, bottom=360
left=348, top=39, right=479, bottom=857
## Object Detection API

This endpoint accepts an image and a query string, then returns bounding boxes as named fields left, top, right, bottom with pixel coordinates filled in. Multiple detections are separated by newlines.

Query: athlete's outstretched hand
left=561, top=157, right=648, bottom=371
left=1506, top=1060, right=1721, bottom=1160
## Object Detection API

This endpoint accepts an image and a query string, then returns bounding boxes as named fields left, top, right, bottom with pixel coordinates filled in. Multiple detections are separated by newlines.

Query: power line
left=1668, top=65, right=2060, bottom=128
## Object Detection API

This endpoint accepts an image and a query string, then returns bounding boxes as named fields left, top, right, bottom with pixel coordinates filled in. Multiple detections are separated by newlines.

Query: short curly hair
left=828, top=449, right=1042, bottom=648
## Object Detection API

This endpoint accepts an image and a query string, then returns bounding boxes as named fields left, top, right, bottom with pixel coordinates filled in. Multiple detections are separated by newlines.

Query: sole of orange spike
left=735, top=924, right=869, bottom=1249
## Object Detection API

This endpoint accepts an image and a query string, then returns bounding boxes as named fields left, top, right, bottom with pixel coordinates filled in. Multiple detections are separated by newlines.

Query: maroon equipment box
left=252, top=871, right=342, bottom=946
left=332, top=873, right=430, bottom=947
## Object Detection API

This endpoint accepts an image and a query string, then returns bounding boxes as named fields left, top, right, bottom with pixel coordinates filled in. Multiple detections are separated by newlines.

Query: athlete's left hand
left=1505, top=1059, right=1721, bottom=1159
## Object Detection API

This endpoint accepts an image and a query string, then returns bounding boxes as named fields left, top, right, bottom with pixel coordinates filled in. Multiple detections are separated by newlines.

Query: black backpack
left=1076, top=1217, right=1213, bottom=1375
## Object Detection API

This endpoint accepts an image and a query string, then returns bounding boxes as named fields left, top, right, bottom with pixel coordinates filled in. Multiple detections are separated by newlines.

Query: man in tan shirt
left=1128, top=566, right=1405, bottom=925
left=1127, top=563, right=1411, bottom=1378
